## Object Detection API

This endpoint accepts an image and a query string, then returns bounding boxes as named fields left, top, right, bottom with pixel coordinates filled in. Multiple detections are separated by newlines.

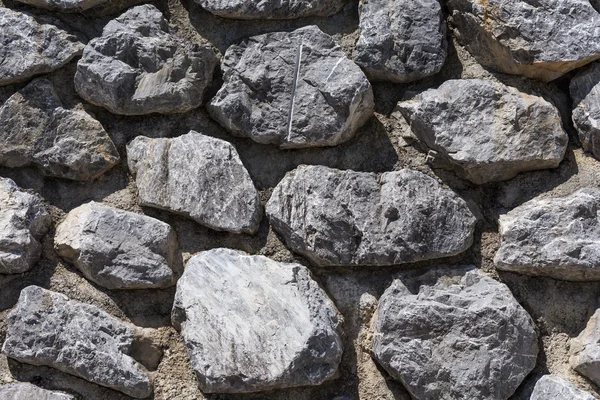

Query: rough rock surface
left=447, top=0, right=600, bottom=82
left=571, top=62, right=600, bottom=160
left=397, top=79, right=568, bottom=184
left=75, top=5, right=218, bottom=115
left=570, top=309, right=600, bottom=385
left=0, top=178, right=51, bottom=274
left=172, top=248, right=343, bottom=393
left=355, top=0, right=446, bottom=83
left=495, top=188, right=600, bottom=281
left=195, top=0, right=346, bottom=19
left=531, top=375, right=596, bottom=400
left=373, top=267, right=538, bottom=400
left=2, top=286, right=152, bottom=398
left=0, top=79, right=120, bottom=181
left=54, top=202, right=179, bottom=290
left=208, top=25, right=374, bottom=148
left=13, top=0, right=141, bottom=13
left=127, top=131, right=261, bottom=234
left=0, top=383, right=76, bottom=400
left=266, top=165, right=476, bottom=266
left=0, top=8, right=83, bottom=86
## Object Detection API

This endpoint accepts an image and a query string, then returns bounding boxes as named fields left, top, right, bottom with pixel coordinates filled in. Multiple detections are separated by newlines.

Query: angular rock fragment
left=570, top=308, right=600, bottom=385
left=397, top=79, right=568, bottom=184
left=0, top=178, right=51, bottom=274
left=0, top=79, right=120, bottom=181
left=0, top=382, right=76, bottom=400
left=54, top=202, right=179, bottom=290
left=495, top=189, right=600, bottom=281
left=208, top=26, right=374, bottom=148
left=2, top=286, right=152, bottom=399
left=195, top=0, right=346, bottom=19
left=14, top=0, right=141, bottom=14
left=447, top=0, right=600, bottom=82
left=355, top=0, right=446, bottom=83
left=0, top=9, right=83, bottom=86
left=266, top=165, right=476, bottom=266
left=571, top=62, right=600, bottom=159
left=373, top=267, right=538, bottom=400
left=127, top=131, right=261, bottom=234
left=172, top=248, right=343, bottom=393
left=531, top=375, right=595, bottom=400
left=75, top=5, right=218, bottom=115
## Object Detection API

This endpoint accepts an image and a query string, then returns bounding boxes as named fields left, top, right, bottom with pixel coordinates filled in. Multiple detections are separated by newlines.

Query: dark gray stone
left=195, top=0, right=347, bottom=19
left=0, top=383, right=75, bottom=400
left=531, top=375, right=595, bottom=400
left=14, top=0, right=141, bottom=14
left=571, top=62, right=600, bottom=160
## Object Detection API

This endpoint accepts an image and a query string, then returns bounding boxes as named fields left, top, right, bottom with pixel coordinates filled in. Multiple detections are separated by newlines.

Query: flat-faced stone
left=0, top=383, right=76, bottom=400
left=531, top=375, right=596, bottom=400
left=195, top=0, right=347, bottom=19
left=570, top=308, right=600, bottom=385
left=571, top=62, right=600, bottom=160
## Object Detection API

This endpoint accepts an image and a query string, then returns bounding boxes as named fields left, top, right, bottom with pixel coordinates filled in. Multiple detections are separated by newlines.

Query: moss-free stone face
left=194, top=0, right=347, bottom=20
left=571, top=62, right=600, bottom=160
left=0, top=383, right=76, bottom=400
left=531, top=375, right=596, bottom=400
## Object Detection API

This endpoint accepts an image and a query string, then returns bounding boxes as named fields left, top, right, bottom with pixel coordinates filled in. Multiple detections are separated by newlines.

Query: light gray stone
left=531, top=375, right=595, bottom=400
left=54, top=202, right=179, bottom=290
left=266, top=165, right=476, bottom=266
left=373, top=267, right=538, bottom=400
left=127, top=131, right=261, bottom=234
left=447, top=0, right=600, bottom=82
left=195, top=0, right=346, bottom=19
left=0, top=79, right=120, bottom=181
left=355, top=0, right=446, bottom=83
left=570, top=308, right=600, bottom=385
left=0, top=9, right=83, bottom=86
left=571, top=62, right=600, bottom=160
left=495, top=188, right=600, bottom=281
left=172, top=248, right=343, bottom=393
left=0, top=383, right=76, bottom=400
left=75, top=5, right=218, bottom=115
left=397, top=79, right=568, bottom=184
left=0, top=178, right=51, bottom=274
left=2, top=286, right=152, bottom=398
left=14, top=0, right=141, bottom=14
left=208, top=25, right=374, bottom=149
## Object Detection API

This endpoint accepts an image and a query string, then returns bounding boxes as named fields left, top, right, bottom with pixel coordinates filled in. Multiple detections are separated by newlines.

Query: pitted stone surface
left=208, top=25, right=374, bottom=149
left=2, top=286, right=152, bottom=398
left=14, top=0, right=141, bottom=13
left=571, top=62, right=600, bottom=160
left=127, top=131, right=261, bottom=234
left=495, top=188, right=600, bottom=281
left=0, top=79, right=120, bottom=181
left=195, top=0, right=346, bottom=19
left=570, top=308, right=600, bottom=385
left=373, top=267, right=538, bottom=400
left=531, top=375, right=595, bottom=400
left=75, top=5, right=218, bottom=115
left=355, top=0, right=446, bottom=83
left=266, top=165, right=476, bottom=266
left=397, top=79, right=568, bottom=184
left=172, top=248, right=343, bottom=393
left=0, top=383, right=76, bottom=400
left=54, top=202, right=179, bottom=290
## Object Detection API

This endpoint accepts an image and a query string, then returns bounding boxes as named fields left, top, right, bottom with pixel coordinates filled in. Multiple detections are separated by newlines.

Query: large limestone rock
left=208, top=26, right=374, bottom=149
left=266, top=165, right=476, bottom=266
left=0, top=79, right=120, bottom=181
left=0, top=383, right=76, bottom=400
left=0, top=9, right=83, bottom=86
left=75, top=5, right=218, bottom=115
left=2, top=286, right=152, bottom=398
left=127, top=131, right=261, bottom=234
left=397, top=79, right=568, bottom=184
left=54, top=202, right=179, bottom=290
left=355, top=0, right=446, bottom=83
left=447, top=0, right=600, bottom=82
left=0, top=178, right=51, bottom=274
left=172, top=248, right=343, bottom=393
left=373, top=267, right=538, bottom=400
left=531, top=375, right=596, bottom=400
left=495, top=189, right=600, bottom=281
left=571, top=62, right=600, bottom=159
left=195, top=0, right=346, bottom=19
left=570, top=308, right=600, bottom=385
left=14, top=0, right=141, bottom=14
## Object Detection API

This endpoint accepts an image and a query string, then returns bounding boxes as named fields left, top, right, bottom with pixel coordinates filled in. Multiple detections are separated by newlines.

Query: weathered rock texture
left=570, top=308, right=600, bottom=385
left=447, top=0, right=600, bottom=82
left=266, top=165, right=476, bottom=266
left=127, top=131, right=261, bottom=234
left=2, top=286, right=152, bottom=398
left=195, top=0, right=347, bottom=19
left=495, top=188, right=600, bottom=281
left=397, top=79, right=568, bottom=184
left=0, top=79, right=120, bottom=181
left=0, top=8, right=83, bottom=86
left=54, top=202, right=179, bottom=290
left=531, top=375, right=595, bottom=400
left=172, top=248, right=343, bottom=393
left=373, top=267, right=538, bottom=400
left=0, top=383, right=76, bottom=400
left=75, top=5, right=218, bottom=115
left=208, top=26, right=374, bottom=148
left=0, top=178, right=51, bottom=274
left=571, top=62, right=600, bottom=160
left=355, top=0, right=446, bottom=83
left=14, top=0, right=140, bottom=13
